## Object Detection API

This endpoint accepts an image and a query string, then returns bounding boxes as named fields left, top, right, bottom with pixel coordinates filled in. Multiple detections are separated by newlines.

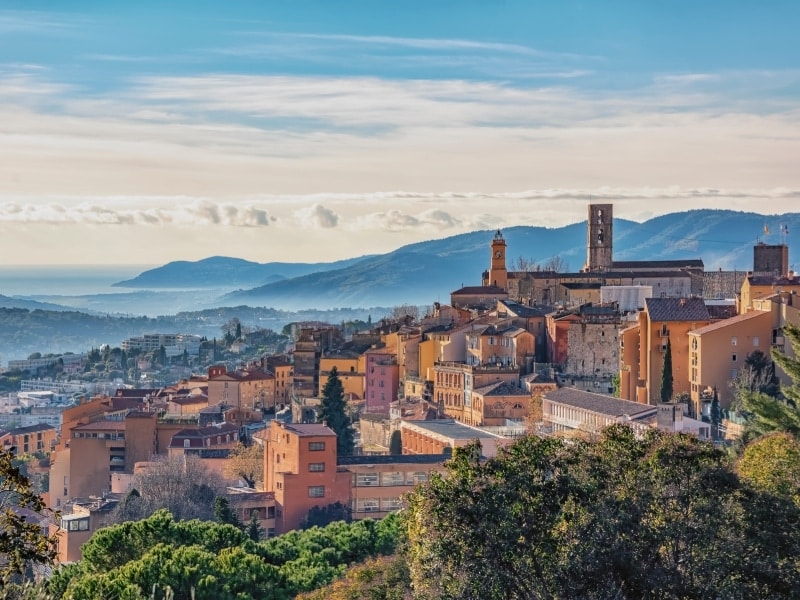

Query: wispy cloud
left=2, top=188, right=798, bottom=230
left=0, top=199, right=275, bottom=227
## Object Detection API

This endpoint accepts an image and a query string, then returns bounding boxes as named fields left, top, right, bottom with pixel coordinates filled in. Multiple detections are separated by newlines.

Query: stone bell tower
left=585, top=203, right=613, bottom=272
left=489, top=230, right=508, bottom=289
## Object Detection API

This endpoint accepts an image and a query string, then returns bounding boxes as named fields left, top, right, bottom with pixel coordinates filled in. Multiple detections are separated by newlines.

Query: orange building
left=619, top=297, right=712, bottom=408
left=739, top=272, right=800, bottom=313
left=688, top=310, right=774, bottom=415
left=0, top=423, right=56, bottom=456
left=260, top=421, right=447, bottom=534
left=207, top=366, right=276, bottom=412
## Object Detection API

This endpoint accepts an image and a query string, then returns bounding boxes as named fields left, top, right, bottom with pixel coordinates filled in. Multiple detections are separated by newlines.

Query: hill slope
left=224, top=209, right=800, bottom=309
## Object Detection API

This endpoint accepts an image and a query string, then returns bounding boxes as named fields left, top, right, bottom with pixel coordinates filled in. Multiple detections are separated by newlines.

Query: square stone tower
left=585, top=204, right=613, bottom=272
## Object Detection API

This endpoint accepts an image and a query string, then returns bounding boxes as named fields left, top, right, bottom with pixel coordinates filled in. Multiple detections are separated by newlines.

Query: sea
left=0, top=265, right=155, bottom=297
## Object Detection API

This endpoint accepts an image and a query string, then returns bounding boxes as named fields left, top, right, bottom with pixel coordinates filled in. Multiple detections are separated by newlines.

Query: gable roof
left=543, top=388, right=656, bottom=419
left=645, top=297, right=710, bottom=322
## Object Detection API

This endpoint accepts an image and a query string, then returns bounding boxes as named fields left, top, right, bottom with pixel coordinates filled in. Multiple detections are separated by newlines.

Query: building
left=739, top=273, right=800, bottom=314
left=542, top=388, right=657, bottom=437
left=547, top=304, right=624, bottom=379
left=364, top=347, right=399, bottom=416
left=207, top=365, right=276, bottom=412
left=318, top=353, right=365, bottom=400
left=433, top=361, right=520, bottom=426
left=0, top=423, right=56, bottom=455
left=687, top=310, right=774, bottom=416
left=480, top=204, right=704, bottom=305
left=260, top=421, right=447, bottom=534
left=399, top=418, right=508, bottom=456
left=618, top=297, right=712, bottom=408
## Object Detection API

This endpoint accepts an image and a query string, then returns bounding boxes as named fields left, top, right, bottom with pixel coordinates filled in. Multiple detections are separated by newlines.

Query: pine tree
left=660, top=338, right=674, bottom=403
left=773, top=322, right=800, bottom=406
left=213, top=496, right=243, bottom=530
left=247, top=510, right=263, bottom=541
left=389, top=430, right=402, bottom=455
left=318, top=367, right=355, bottom=456
left=710, top=387, right=722, bottom=441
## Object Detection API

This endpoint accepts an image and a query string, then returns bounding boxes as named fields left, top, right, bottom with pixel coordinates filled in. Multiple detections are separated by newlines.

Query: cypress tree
left=318, top=366, right=355, bottom=456
left=710, top=386, right=722, bottom=441
left=660, top=338, right=674, bottom=403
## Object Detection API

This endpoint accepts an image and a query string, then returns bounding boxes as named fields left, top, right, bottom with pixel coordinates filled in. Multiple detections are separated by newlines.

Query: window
left=355, top=473, right=379, bottom=487
left=410, top=471, right=428, bottom=485
left=381, top=471, right=404, bottom=486
left=753, top=336, right=759, bottom=347
left=731, top=336, right=738, bottom=346
left=308, top=485, right=325, bottom=498
left=731, top=369, right=738, bottom=379
left=65, top=517, right=90, bottom=532
left=309, top=462, right=325, bottom=472
left=381, top=498, right=403, bottom=511
left=309, top=441, right=325, bottom=451
left=183, top=439, right=190, bottom=448
left=732, top=354, right=737, bottom=362
left=355, top=498, right=380, bottom=512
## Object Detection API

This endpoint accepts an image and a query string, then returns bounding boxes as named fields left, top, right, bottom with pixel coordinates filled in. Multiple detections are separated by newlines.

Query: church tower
left=489, top=230, right=508, bottom=289
left=585, top=204, right=613, bottom=272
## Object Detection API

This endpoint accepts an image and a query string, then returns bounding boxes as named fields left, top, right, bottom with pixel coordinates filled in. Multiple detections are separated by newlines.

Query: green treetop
left=660, top=337, right=674, bottom=402
left=318, top=366, right=355, bottom=456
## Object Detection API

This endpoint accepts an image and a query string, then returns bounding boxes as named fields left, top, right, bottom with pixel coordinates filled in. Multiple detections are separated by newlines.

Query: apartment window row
left=308, top=441, right=325, bottom=451
left=73, top=432, right=124, bottom=440
left=353, top=471, right=429, bottom=487
left=352, top=498, right=405, bottom=513
left=308, top=462, right=325, bottom=472
left=308, top=485, right=325, bottom=498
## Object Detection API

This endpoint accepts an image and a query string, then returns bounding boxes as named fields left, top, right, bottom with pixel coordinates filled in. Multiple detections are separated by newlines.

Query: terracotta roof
left=689, top=310, right=771, bottom=335
left=645, top=297, right=710, bottom=322
left=170, top=395, right=208, bottom=405
left=544, top=388, right=656, bottom=419
left=172, top=422, right=239, bottom=438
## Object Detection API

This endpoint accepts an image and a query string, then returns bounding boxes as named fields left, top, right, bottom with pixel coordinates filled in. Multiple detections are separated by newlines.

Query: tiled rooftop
left=645, top=297, right=710, bottom=322
left=544, top=388, right=656, bottom=419
left=337, top=454, right=448, bottom=466
left=282, top=423, right=336, bottom=437
left=689, top=310, right=770, bottom=335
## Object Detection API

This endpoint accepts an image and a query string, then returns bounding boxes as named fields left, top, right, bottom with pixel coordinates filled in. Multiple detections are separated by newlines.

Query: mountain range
left=112, top=209, right=800, bottom=310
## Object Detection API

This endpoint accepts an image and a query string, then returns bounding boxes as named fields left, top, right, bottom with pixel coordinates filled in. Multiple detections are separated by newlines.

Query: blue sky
left=1, top=1, right=799, bottom=264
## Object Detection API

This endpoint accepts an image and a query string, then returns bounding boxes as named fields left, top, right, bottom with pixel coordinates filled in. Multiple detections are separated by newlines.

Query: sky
left=1, top=1, right=799, bottom=266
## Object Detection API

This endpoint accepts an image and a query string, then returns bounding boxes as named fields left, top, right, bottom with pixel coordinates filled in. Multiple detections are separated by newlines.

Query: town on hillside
left=2, top=202, right=799, bottom=565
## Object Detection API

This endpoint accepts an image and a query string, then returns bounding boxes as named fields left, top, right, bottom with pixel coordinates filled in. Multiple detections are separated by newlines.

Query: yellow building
left=318, top=354, right=365, bottom=400
left=739, top=273, right=800, bottom=313
left=687, top=310, right=774, bottom=415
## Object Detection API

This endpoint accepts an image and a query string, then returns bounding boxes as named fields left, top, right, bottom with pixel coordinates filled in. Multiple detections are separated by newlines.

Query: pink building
left=364, top=347, right=399, bottom=416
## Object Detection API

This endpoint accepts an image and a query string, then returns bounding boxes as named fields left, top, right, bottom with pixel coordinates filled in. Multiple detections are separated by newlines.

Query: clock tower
left=489, top=230, right=508, bottom=289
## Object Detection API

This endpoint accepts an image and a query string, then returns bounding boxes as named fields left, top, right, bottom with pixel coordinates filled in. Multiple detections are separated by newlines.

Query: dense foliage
left=736, top=321, right=800, bottom=440
left=405, top=425, right=800, bottom=599
left=47, top=510, right=402, bottom=600
left=0, top=447, right=58, bottom=585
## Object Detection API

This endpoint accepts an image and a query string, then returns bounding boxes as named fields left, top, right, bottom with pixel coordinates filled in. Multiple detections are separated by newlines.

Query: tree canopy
left=405, top=425, right=800, bottom=599
left=47, top=510, right=402, bottom=600
left=0, top=446, right=58, bottom=585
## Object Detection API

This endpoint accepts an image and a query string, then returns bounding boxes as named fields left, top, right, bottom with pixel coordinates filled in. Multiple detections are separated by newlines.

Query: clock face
left=494, top=250, right=502, bottom=259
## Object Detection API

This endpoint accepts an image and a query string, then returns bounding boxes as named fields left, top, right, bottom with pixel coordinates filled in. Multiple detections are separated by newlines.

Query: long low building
left=542, top=388, right=657, bottom=435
